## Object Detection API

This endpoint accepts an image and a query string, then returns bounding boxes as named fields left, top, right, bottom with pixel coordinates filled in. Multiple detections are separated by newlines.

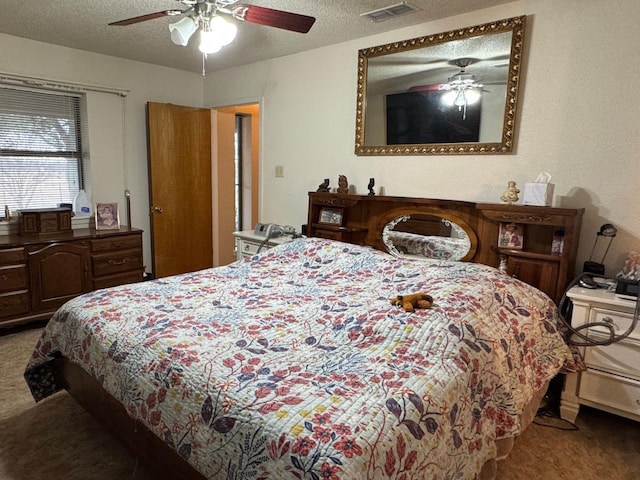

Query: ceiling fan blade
left=231, top=5, right=316, bottom=33
left=109, top=10, right=183, bottom=26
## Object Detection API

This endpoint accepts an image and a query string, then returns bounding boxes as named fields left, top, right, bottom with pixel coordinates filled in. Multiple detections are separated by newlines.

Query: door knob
left=151, top=206, right=163, bottom=214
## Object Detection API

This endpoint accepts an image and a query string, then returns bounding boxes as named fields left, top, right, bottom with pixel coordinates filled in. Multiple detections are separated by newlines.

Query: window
left=0, top=86, right=84, bottom=213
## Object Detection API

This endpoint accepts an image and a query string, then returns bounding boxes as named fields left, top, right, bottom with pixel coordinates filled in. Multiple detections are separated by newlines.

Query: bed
left=24, top=236, right=577, bottom=480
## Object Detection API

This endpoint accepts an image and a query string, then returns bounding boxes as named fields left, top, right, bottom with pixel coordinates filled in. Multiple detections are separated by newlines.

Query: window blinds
left=0, top=85, right=84, bottom=212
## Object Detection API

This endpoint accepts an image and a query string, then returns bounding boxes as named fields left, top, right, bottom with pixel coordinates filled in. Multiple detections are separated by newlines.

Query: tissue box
left=523, top=182, right=554, bottom=206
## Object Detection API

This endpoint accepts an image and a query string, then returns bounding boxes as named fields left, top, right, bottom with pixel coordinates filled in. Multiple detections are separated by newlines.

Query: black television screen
left=386, top=89, right=481, bottom=144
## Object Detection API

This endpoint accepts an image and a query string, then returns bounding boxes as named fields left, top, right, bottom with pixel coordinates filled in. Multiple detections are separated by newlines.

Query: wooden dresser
left=0, top=227, right=144, bottom=329
left=307, top=193, right=583, bottom=304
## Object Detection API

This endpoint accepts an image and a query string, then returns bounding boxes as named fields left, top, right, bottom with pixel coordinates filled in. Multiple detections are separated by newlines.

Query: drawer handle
left=601, top=316, right=619, bottom=331
left=0, top=274, right=6, bottom=281
left=108, top=257, right=132, bottom=266
left=244, top=245, right=250, bottom=251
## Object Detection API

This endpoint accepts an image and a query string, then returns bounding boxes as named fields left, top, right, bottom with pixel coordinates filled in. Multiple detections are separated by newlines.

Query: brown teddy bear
left=390, top=293, right=434, bottom=312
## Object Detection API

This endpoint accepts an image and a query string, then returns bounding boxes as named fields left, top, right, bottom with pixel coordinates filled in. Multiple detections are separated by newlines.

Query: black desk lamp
left=583, top=223, right=617, bottom=275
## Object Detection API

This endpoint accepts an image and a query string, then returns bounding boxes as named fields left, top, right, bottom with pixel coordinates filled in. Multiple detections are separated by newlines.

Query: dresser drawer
left=0, top=265, right=27, bottom=293
left=0, top=247, right=25, bottom=266
left=91, top=234, right=142, bottom=253
left=93, top=271, right=143, bottom=290
left=0, top=291, right=29, bottom=318
left=580, top=369, right=640, bottom=417
left=92, top=249, right=143, bottom=277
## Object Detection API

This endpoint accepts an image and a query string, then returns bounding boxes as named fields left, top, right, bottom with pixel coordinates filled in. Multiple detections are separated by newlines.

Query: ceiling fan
left=109, top=0, right=316, bottom=74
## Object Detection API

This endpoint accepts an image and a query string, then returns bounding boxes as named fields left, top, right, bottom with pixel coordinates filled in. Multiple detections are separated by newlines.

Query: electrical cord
left=558, top=273, right=640, bottom=347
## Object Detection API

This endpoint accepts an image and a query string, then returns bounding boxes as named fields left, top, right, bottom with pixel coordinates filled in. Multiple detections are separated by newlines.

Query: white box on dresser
left=561, top=286, right=640, bottom=423
left=233, top=230, right=292, bottom=261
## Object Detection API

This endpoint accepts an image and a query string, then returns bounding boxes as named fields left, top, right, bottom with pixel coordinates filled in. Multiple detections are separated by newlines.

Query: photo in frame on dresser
left=95, top=202, right=119, bottom=230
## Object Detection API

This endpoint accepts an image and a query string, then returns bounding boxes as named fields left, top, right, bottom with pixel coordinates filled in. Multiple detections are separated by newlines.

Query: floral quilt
left=25, top=237, right=576, bottom=480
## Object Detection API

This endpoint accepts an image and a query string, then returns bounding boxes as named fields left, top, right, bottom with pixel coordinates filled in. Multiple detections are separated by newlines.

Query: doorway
left=212, top=103, right=260, bottom=266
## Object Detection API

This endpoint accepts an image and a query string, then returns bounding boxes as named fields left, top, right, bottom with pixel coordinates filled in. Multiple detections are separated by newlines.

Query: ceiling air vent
left=360, top=2, right=421, bottom=22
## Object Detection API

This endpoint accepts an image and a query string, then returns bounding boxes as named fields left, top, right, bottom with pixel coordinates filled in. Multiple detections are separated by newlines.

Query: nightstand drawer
left=238, top=240, right=265, bottom=257
left=589, top=307, right=640, bottom=342
left=92, top=249, right=143, bottom=277
left=580, top=369, right=640, bottom=417
left=0, top=265, right=27, bottom=293
left=584, top=334, right=640, bottom=379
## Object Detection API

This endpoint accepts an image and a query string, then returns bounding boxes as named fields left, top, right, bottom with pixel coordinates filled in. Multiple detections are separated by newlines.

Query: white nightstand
left=233, top=230, right=293, bottom=261
left=560, top=286, right=640, bottom=423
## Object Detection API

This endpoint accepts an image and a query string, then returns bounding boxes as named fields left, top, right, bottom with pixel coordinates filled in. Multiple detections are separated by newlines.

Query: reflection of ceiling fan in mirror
left=439, top=58, right=485, bottom=120
left=109, top=0, right=316, bottom=75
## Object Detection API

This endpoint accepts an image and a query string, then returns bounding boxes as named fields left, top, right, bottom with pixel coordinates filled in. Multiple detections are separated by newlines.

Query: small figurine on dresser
left=317, top=178, right=330, bottom=192
left=500, top=180, right=520, bottom=204
left=367, top=178, right=375, bottom=196
left=337, top=175, right=349, bottom=194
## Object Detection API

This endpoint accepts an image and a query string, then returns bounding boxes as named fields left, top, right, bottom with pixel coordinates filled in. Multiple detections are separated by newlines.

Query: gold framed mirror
left=355, top=16, right=526, bottom=156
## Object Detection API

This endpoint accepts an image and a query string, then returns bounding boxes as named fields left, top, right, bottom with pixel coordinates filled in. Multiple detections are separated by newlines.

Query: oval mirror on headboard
left=382, top=212, right=478, bottom=261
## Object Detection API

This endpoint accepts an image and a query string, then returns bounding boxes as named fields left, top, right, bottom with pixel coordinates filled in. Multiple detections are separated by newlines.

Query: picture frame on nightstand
left=318, top=207, right=344, bottom=226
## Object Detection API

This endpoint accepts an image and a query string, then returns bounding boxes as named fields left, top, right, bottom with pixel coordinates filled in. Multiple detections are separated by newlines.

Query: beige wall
left=203, top=0, right=640, bottom=277
left=0, top=32, right=204, bottom=272
left=2, top=0, right=639, bottom=278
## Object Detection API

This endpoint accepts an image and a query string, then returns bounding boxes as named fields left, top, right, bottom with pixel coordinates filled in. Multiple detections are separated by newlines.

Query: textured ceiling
left=0, top=1, right=514, bottom=74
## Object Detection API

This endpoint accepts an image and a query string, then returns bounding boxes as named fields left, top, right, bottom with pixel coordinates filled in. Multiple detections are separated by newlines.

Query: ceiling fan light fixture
left=169, top=16, right=198, bottom=46
left=199, top=30, right=223, bottom=54
left=209, top=15, right=238, bottom=46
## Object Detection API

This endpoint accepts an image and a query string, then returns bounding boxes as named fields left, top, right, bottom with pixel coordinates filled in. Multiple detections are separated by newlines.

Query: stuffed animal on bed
left=390, top=293, right=434, bottom=312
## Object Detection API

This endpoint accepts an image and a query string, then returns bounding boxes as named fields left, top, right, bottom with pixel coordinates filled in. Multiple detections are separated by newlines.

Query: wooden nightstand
left=560, top=286, right=640, bottom=423
left=233, top=230, right=293, bottom=261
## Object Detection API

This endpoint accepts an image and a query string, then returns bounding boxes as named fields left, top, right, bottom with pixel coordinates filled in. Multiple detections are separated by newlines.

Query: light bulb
left=465, top=89, right=481, bottom=105
left=209, top=16, right=237, bottom=46
left=199, top=30, right=222, bottom=54
left=441, top=90, right=456, bottom=106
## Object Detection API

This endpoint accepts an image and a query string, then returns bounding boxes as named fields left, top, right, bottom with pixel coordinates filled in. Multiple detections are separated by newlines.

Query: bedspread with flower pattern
left=25, top=238, right=576, bottom=480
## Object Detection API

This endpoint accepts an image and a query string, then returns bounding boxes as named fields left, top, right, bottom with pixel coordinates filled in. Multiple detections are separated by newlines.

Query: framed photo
left=318, top=207, right=344, bottom=226
left=498, top=222, right=523, bottom=249
left=95, top=202, right=120, bottom=230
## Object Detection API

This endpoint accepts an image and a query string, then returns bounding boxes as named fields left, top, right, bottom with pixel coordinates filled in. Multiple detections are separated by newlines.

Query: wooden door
left=147, top=102, right=213, bottom=278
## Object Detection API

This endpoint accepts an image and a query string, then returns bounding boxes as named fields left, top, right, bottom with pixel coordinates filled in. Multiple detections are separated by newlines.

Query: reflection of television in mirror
left=386, top=88, right=481, bottom=144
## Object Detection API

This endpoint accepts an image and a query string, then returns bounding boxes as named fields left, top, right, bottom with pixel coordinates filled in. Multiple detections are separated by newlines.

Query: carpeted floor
left=1, top=326, right=640, bottom=479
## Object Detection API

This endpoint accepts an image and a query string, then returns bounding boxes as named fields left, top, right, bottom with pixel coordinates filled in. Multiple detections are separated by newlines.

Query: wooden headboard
left=306, top=192, right=584, bottom=303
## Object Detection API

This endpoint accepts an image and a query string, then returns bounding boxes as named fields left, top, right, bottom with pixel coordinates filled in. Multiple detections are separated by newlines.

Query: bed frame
left=48, top=193, right=579, bottom=479
left=54, top=358, right=206, bottom=480
left=53, top=357, right=548, bottom=480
